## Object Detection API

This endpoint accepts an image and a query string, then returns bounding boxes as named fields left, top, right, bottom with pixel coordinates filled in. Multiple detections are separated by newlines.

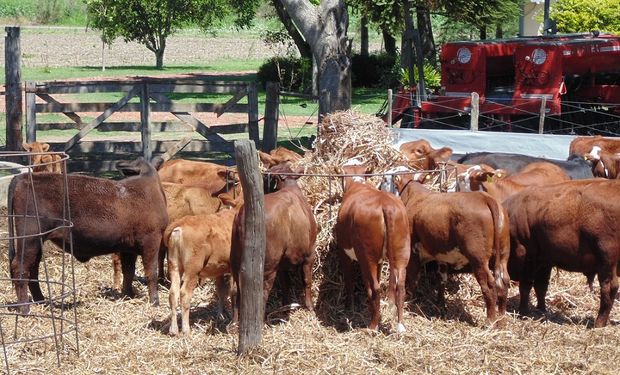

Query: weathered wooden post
left=538, top=97, right=547, bottom=134
left=262, top=82, right=280, bottom=153
left=319, top=89, right=331, bottom=124
left=5, top=26, right=23, bottom=151
left=140, top=81, right=152, bottom=161
left=470, top=92, right=480, bottom=131
left=235, top=139, right=266, bottom=355
left=247, top=82, right=260, bottom=146
left=387, top=89, right=393, bottom=128
left=25, top=81, right=37, bottom=143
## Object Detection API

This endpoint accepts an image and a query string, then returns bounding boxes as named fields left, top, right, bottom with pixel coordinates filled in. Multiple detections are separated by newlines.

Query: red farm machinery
left=391, top=32, right=620, bottom=135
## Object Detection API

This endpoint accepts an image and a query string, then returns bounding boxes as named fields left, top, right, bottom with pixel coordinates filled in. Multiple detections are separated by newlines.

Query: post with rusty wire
left=470, top=92, right=480, bottom=131
left=387, top=89, right=393, bottom=128
left=538, top=97, right=547, bottom=134
left=263, top=82, right=280, bottom=153
left=5, top=26, right=23, bottom=152
left=235, top=139, right=266, bottom=355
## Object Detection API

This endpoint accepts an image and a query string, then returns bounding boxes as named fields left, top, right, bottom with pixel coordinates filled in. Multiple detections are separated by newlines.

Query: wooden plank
left=149, top=83, right=249, bottom=94
left=208, top=123, right=248, bottom=134
left=36, top=102, right=249, bottom=114
left=280, top=90, right=319, bottom=100
left=262, top=82, right=279, bottom=153
left=63, top=85, right=139, bottom=152
left=66, top=156, right=236, bottom=173
left=235, top=139, right=265, bottom=355
left=37, top=121, right=193, bottom=132
left=26, top=81, right=36, bottom=143
left=37, top=93, right=84, bottom=128
left=48, top=140, right=235, bottom=154
left=247, top=82, right=260, bottom=145
left=5, top=26, right=23, bottom=151
left=215, top=90, right=247, bottom=117
left=160, top=136, right=193, bottom=161
left=140, top=83, right=152, bottom=161
left=37, top=84, right=139, bottom=94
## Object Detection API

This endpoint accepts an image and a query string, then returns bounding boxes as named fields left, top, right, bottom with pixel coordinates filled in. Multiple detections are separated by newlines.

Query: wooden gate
left=24, top=75, right=277, bottom=172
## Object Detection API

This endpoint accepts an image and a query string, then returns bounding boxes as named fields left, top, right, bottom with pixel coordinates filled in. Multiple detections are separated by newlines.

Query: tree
left=441, top=0, right=520, bottom=40
left=281, top=0, right=352, bottom=113
left=84, top=0, right=260, bottom=69
left=551, top=0, right=620, bottom=34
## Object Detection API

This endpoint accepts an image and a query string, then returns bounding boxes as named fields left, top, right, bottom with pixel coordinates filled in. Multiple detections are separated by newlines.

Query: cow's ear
left=41, top=143, right=50, bottom=152
left=23, top=143, right=32, bottom=152
left=258, top=151, right=276, bottom=168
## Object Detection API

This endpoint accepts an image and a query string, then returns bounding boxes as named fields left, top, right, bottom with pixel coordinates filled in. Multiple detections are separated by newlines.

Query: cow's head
left=218, top=192, right=244, bottom=210
left=23, top=142, right=51, bottom=171
left=265, top=163, right=304, bottom=192
left=116, top=157, right=154, bottom=177
left=456, top=164, right=506, bottom=192
left=337, top=161, right=373, bottom=191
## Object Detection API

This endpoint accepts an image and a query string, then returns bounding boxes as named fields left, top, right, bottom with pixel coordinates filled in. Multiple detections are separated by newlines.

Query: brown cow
left=22, top=142, right=63, bottom=173
left=165, top=193, right=242, bottom=336
left=585, top=147, right=620, bottom=179
left=399, top=139, right=453, bottom=170
left=157, top=159, right=239, bottom=196
left=457, top=162, right=570, bottom=202
left=111, top=181, right=226, bottom=290
left=8, top=158, right=167, bottom=313
left=569, top=135, right=620, bottom=157
left=231, top=163, right=317, bottom=322
left=504, top=179, right=620, bottom=327
left=258, top=147, right=303, bottom=169
left=335, top=161, right=410, bottom=332
left=394, top=172, right=510, bottom=324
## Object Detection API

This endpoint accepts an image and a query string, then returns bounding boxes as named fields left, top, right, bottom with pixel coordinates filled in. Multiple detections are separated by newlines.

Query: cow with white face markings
left=335, top=161, right=411, bottom=333
left=394, top=172, right=510, bottom=325
left=585, top=146, right=620, bottom=179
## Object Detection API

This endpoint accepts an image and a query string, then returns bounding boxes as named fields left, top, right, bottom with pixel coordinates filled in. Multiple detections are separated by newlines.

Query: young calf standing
left=165, top=194, right=242, bottom=336
left=231, top=164, right=317, bottom=322
left=335, top=162, right=411, bottom=332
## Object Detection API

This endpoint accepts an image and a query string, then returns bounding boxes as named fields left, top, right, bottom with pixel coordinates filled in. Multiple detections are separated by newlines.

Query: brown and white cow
left=231, top=163, right=317, bottom=322
left=569, top=135, right=620, bottom=157
left=457, top=162, right=570, bottom=202
left=585, top=147, right=620, bottom=179
left=504, top=179, right=620, bottom=327
left=335, top=161, right=410, bottom=332
left=394, top=172, right=510, bottom=324
left=399, top=139, right=453, bottom=170
left=22, top=142, right=63, bottom=173
left=157, top=159, right=239, bottom=196
left=165, top=193, right=242, bottom=336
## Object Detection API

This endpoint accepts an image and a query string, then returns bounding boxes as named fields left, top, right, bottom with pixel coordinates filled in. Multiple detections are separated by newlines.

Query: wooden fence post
left=387, top=89, right=393, bottom=128
left=140, top=82, right=152, bottom=161
left=235, top=139, right=266, bottom=355
left=25, top=81, right=37, bottom=143
left=247, top=82, right=260, bottom=146
left=319, top=89, right=331, bottom=124
left=5, top=26, right=23, bottom=151
left=538, top=97, right=547, bottom=134
left=470, top=92, right=479, bottom=131
left=262, top=82, right=279, bottom=153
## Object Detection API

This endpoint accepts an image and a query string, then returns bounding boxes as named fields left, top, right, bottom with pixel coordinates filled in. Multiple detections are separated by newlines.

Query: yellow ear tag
left=486, top=175, right=494, bottom=183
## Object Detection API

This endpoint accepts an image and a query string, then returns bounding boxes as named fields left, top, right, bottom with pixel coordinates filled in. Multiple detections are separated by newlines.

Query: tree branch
left=279, top=0, right=320, bottom=46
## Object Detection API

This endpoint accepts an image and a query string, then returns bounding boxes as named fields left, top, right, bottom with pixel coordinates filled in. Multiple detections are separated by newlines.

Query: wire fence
left=391, top=90, right=620, bottom=137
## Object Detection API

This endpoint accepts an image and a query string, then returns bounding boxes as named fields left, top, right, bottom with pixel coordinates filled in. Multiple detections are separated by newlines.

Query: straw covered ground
left=0, top=111, right=619, bottom=374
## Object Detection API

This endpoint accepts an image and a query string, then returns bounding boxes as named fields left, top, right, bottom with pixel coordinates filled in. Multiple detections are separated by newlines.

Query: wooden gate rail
left=25, top=76, right=264, bottom=169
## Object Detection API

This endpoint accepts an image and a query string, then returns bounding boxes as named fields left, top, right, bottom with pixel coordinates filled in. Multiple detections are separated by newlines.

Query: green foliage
left=349, top=0, right=403, bottom=36
left=442, top=0, right=521, bottom=32
left=256, top=56, right=312, bottom=92
left=399, top=61, right=441, bottom=92
left=551, top=0, right=620, bottom=34
left=0, top=0, right=87, bottom=25
left=351, top=53, right=398, bottom=88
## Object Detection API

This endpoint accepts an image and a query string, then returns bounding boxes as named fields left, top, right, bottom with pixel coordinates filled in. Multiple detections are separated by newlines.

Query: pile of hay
left=293, top=110, right=409, bottom=254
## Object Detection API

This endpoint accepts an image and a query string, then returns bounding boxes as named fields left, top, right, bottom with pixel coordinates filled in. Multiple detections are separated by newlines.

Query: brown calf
left=335, top=162, right=410, bottom=332
left=157, top=159, right=239, bottom=195
left=394, top=173, right=509, bottom=324
left=8, top=158, right=167, bottom=313
left=231, top=163, right=317, bottom=322
left=569, top=135, right=620, bottom=156
left=585, top=147, right=620, bottom=179
left=165, top=193, right=242, bottom=336
left=22, top=142, right=63, bottom=173
left=504, top=179, right=620, bottom=327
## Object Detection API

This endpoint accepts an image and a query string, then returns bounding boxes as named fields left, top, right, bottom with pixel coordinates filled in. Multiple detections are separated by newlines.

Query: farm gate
left=24, top=76, right=280, bottom=172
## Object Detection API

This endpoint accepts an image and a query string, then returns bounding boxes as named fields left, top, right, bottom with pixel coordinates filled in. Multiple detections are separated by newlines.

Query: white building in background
left=520, top=0, right=557, bottom=36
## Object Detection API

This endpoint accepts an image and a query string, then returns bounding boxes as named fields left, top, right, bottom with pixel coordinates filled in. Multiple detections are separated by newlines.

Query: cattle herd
left=5, top=135, right=620, bottom=339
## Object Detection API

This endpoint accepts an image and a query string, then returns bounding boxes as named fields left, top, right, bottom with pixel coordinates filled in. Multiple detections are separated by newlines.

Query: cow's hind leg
left=180, top=273, right=199, bottom=335
left=533, top=265, right=552, bottom=312
left=111, top=253, right=122, bottom=291
left=388, top=263, right=407, bottom=333
left=338, top=248, right=356, bottom=310
left=168, top=262, right=181, bottom=336
left=301, top=252, right=315, bottom=310
left=471, top=260, right=498, bottom=324
left=27, top=247, right=45, bottom=303
left=595, top=266, right=619, bottom=328
left=11, top=240, right=42, bottom=314
left=359, top=259, right=381, bottom=331
left=215, top=275, right=231, bottom=319
left=141, top=235, right=162, bottom=306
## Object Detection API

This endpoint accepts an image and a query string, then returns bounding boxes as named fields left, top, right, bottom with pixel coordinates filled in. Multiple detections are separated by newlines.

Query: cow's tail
left=167, top=227, right=183, bottom=302
left=7, top=174, right=20, bottom=278
left=485, top=195, right=505, bottom=290
left=382, top=204, right=409, bottom=332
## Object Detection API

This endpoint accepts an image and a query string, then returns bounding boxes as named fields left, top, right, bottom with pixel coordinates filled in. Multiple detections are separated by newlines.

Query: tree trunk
left=155, top=49, right=164, bottom=69
left=281, top=0, right=351, bottom=114
left=381, top=28, right=397, bottom=57
left=416, top=5, right=436, bottom=65
left=479, top=26, right=487, bottom=40
left=496, top=24, right=503, bottom=39
left=360, top=14, right=369, bottom=57
left=272, top=0, right=311, bottom=59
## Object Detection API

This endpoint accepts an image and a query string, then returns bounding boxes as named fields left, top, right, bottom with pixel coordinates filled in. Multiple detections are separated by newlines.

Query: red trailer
left=391, top=32, right=620, bottom=134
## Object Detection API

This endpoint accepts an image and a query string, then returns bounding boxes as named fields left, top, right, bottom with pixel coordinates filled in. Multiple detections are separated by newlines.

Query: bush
left=257, top=56, right=312, bottom=93
left=351, top=53, right=398, bottom=88
left=552, top=0, right=620, bottom=34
